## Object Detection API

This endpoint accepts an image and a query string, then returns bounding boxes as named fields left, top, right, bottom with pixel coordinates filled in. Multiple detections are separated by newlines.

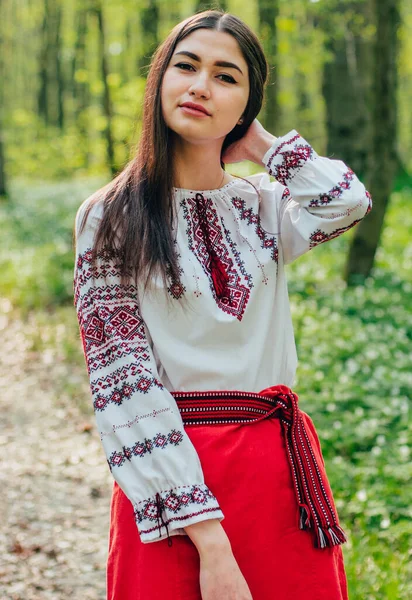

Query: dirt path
left=0, top=310, right=112, bottom=600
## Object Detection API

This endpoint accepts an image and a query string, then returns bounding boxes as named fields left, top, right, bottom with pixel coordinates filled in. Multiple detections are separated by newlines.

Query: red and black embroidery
left=308, top=169, right=355, bottom=207
left=181, top=194, right=251, bottom=321
left=91, top=363, right=163, bottom=412
left=220, top=217, right=254, bottom=288
left=134, top=484, right=221, bottom=542
left=78, top=299, right=150, bottom=373
left=107, top=428, right=184, bottom=469
left=265, top=132, right=314, bottom=185
left=229, top=196, right=279, bottom=264
left=74, top=247, right=125, bottom=302
left=75, top=249, right=163, bottom=396
left=166, top=241, right=186, bottom=300
left=309, top=219, right=363, bottom=249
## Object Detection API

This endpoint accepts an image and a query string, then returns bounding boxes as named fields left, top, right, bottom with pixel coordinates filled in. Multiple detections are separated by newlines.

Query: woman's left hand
left=221, top=119, right=277, bottom=165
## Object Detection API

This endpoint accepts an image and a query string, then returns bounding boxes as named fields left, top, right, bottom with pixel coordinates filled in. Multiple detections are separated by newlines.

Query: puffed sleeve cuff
left=134, top=483, right=225, bottom=544
left=262, top=129, right=318, bottom=184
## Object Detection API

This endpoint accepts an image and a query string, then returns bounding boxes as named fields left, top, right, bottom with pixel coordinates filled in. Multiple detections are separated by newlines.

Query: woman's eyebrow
left=173, top=50, right=244, bottom=76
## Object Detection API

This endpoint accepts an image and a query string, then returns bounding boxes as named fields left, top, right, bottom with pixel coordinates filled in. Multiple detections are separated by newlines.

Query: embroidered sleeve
left=262, top=129, right=372, bottom=264
left=73, top=201, right=224, bottom=544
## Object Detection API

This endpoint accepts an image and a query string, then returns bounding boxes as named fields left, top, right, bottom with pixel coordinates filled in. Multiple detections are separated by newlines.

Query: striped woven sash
left=169, top=384, right=347, bottom=550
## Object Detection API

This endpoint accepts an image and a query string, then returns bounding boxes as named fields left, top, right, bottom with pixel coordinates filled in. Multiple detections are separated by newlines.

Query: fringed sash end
left=316, top=524, right=347, bottom=548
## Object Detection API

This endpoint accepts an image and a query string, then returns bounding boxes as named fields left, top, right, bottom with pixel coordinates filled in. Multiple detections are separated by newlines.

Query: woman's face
left=161, top=28, right=250, bottom=146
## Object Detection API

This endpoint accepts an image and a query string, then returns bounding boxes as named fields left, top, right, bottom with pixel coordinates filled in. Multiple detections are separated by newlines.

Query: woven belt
left=168, top=384, right=347, bottom=550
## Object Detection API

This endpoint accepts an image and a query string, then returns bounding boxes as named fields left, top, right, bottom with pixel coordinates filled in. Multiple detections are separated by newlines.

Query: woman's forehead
left=173, top=29, right=247, bottom=67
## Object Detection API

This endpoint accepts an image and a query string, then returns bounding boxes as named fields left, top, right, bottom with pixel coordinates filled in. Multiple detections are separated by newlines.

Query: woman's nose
left=188, top=74, right=211, bottom=99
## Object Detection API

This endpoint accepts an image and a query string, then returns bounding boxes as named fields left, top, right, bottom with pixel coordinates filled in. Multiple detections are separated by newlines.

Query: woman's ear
left=237, top=116, right=244, bottom=125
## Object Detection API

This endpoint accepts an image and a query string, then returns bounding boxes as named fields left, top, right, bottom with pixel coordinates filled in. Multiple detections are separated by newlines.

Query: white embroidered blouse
left=74, top=129, right=372, bottom=544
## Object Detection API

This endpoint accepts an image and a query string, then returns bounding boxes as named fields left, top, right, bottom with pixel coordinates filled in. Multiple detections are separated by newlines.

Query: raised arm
left=261, top=129, right=372, bottom=264
left=73, top=200, right=224, bottom=544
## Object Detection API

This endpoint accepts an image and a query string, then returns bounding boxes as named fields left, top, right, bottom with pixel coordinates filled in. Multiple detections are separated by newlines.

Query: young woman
left=74, top=10, right=372, bottom=600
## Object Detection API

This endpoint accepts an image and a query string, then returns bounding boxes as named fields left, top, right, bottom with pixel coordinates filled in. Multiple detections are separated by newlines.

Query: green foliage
left=0, top=177, right=105, bottom=310
left=7, top=110, right=107, bottom=179
left=2, top=0, right=412, bottom=178
left=0, top=179, right=410, bottom=597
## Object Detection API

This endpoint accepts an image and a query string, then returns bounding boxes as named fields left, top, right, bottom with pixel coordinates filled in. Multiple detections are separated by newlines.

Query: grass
left=0, top=178, right=411, bottom=598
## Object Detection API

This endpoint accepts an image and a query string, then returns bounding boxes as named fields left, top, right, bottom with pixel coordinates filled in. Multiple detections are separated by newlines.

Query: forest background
left=0, top=0, right=411, bottom=599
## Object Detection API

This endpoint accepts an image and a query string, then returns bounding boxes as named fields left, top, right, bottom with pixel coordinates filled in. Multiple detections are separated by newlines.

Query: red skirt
left=107, top=389, right=348, bottom=599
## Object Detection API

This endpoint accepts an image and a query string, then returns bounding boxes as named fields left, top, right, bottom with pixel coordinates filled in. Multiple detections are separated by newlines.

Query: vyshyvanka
left=74, top=130, right=372, bottom=599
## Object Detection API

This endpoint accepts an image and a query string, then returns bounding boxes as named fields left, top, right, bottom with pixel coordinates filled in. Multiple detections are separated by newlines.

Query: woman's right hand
left=199, top=548, right=253, bottom=600
left=184, top=519, right=253, bottom=599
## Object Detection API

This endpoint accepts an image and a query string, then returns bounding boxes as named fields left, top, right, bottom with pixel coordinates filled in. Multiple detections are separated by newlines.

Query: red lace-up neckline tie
left=195, top=192, right=231, bottom=302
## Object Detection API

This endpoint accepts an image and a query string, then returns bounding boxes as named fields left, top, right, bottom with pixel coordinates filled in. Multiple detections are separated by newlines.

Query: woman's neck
left=172, top=137, right=233, bottom=191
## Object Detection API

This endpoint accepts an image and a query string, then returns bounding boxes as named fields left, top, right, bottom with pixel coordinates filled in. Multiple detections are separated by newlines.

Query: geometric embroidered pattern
left=308, top=169, right=355, bottom=207
left=84, top=313, right=105, bottom=343
left=265, top=132, right=314, bottom=185
left=80, top=302, right=149, bottom=374
left=105, top=307, right=140, bottom=339
left=221, top=218, right=254, bottom=289
left=107, top=428, right=184, bottom=469
left=74, top=248, right=156, bottom=377
left=90, top=361, right=161, bottom=403
left=229, top=196, right=279, bottom=263
left=167, top=243, right=186, bottom=300
left=309, top=218, right=363, bottom=249
left=134, top=483, right=222, bottom=538
left=181, top=196, right=251, bottom=321
left=83, top=305, right=141, bottom=346
left=92, top=375, right=162, bottom=412
left=74, top=247, right=122, bottom=300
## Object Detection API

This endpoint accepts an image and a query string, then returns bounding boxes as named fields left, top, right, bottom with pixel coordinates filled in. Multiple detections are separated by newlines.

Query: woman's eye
left=174, top=63, right=236, bottom=84
left=175, top=62, right=194, bottom=71
left=218, top=74, right=236, bottom=84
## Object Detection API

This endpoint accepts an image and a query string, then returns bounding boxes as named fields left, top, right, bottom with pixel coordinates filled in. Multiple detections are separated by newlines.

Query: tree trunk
left=38, top=0, right=64, bottom=128
left=72, top=4, right=90, bottom=167
left=94, top=1, right=116, bottom=176
left=54, top=1, right=64, bottom=129
left=0, top=0, right=7, bottom=200
left=321, top=1, right=374, bottom=178
left=257, top=0, right=279, bottom=134
left=38, top=0, right=50, bottom=124
left=138, top=0, right=159, bottom=74
left=345, top=0, right=400, bottom=283
left=72, top=5, right=89, bottom=111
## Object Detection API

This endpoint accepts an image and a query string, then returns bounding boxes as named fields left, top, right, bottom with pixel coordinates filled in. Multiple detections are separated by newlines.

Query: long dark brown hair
left=78, top=10, right=268, bottom=299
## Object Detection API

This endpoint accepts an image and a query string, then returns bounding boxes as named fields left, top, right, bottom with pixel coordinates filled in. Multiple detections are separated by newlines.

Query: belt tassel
left=260, top=386, right=347, bottom=549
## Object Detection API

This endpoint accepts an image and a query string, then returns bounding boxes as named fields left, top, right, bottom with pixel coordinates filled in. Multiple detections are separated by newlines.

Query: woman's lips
left=180, top=106, right=210, bottom=118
